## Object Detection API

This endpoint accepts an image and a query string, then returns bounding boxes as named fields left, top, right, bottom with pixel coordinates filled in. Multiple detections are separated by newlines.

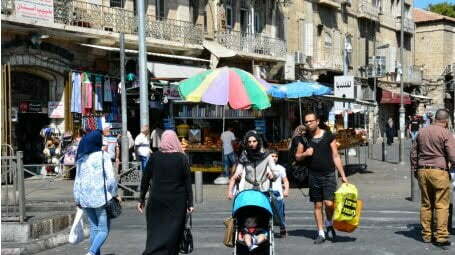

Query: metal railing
left=216, top=31, right=286, bottom=58
left=396, top=17, right=415, bottom=33
left=1, top=146, right=26, bottom=223
left=117, top=161, right=142, bottom=199
left=313, top=49, right=343, bottom=71
left=2, top=0, right=204, bottom=45
left=403, top=65, right=422, bottom=84
left=358, top=0, right=380, bottom=21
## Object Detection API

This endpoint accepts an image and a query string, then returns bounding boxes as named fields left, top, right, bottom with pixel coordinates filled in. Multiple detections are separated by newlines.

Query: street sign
left=334, top=76, right=355, bottom=99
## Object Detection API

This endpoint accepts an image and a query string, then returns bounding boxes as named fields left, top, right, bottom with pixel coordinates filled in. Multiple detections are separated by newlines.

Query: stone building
left=413, top=8, right=455, bottom=126
left=285, top=0, right=421, bottom=138
left=1, top=0, right=287, bottom=161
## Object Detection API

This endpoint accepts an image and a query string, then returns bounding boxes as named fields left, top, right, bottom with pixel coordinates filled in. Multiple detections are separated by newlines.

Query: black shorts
left=309, top=171, right=337, bottom=202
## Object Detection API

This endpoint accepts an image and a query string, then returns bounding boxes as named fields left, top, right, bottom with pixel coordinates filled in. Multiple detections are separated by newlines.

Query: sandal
left=280, top=228, right=288, bottom=238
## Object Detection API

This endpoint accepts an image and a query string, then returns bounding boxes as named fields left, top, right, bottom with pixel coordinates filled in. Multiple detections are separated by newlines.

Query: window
left=189, top=0, right=199, bottom=24
left=254, top=0, right=265, bottom=33
left=225, top=0, right=233, bottom=29
left=156, top=0, right=165, bottom=19
left=240, top=1, right=249, bottom=33
left=110, top=0, right=125, bottom=8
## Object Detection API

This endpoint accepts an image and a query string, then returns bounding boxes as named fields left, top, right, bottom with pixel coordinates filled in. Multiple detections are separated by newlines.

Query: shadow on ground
left=287, top=229, right=357, bottom=243
left=395, top=224, right=422, bottom=242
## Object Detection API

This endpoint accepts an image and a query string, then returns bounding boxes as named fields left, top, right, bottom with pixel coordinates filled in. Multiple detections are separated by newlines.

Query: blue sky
left=414, top=0, right=454, bottom=9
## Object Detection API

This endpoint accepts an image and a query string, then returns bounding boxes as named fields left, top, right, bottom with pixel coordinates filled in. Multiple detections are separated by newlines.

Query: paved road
left=37, top=198, right=453, bottom=255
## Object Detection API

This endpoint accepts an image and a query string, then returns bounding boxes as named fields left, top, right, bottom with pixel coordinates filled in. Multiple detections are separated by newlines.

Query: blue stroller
left=232, top=189, right=275, bottom=255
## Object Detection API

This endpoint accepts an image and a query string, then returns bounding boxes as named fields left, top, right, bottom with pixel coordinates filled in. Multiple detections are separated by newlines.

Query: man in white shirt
left=135, top=125, right=152, bottom=171
left=150, top=125, right=163, bottom=152
left=102, top=123, right=120, bottom=174
left=214, top=126, right=237, bottom=185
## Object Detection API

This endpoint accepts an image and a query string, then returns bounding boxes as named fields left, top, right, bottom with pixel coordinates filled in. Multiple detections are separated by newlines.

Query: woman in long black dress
left=137, top=130, right=194, bottom=255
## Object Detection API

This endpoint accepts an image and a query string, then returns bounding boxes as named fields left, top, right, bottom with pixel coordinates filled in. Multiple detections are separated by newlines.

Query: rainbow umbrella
left=178, top=67, right=271, bottom=110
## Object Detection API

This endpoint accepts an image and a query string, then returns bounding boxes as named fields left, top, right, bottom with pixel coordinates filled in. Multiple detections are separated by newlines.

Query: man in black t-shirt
left=295, top=112, right=348, bottom=244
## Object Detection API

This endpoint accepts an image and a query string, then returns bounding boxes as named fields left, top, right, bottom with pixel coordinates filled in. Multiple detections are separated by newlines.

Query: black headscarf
left=76, top=130, right=103, bottom=162
left=239, top=130, right=269, bottom=164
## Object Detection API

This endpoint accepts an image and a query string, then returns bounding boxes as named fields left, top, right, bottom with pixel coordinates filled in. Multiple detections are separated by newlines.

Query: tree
left=427, top=2, right=455, bottom=18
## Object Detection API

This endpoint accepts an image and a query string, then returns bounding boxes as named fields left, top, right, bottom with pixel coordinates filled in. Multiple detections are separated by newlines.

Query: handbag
left=180, top=213, right=194, bottom=254
left=102, top=153, right=122, bottom=219
left=223, top=217, right=235, bottom=247
left=68, top=207, right=85, bottom=244
left=63, top=145, right=76, bottom=165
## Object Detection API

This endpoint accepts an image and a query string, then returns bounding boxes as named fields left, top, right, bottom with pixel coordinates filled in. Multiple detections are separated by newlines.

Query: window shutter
left=304, top=23, right=313, bottom=57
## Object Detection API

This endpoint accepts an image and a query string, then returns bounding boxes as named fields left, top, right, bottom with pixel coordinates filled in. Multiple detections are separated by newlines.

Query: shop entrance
left=11, top=71, right=50, bottom=164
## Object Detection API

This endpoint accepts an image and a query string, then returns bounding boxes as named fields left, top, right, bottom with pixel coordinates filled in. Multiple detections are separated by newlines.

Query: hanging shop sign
left=334, top=76, right=355, bottom=99
left=48, top=101, right=64, bottom=118
left=15, top=0, right=54, bottom=23
left=19, top=101, right=43, bottom=113
left=163, top=84, right=181, bottom=100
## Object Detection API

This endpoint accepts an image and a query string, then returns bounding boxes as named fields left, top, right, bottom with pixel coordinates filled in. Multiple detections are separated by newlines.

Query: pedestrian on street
left=288, top=125, right=308, bottom=187
left=215, top=126, right=237, bottom=185
left=227, top=131, right=276, bottom=199
left=137, top=130, right=194, bottom=255
left=102, top=123, right=120, bottom=174
left=385, top=117, right=397, bottom=145
left=269, top=149, right=290, bottom=238
left=150, top=124, right=163, bottom=152
left=408, top=116, right=421, bottom=141
left=73, top=130, right=118, bottom=255
left=410, top=109, right=455, bottom=249
left=135, top=125, right=152, bottom=171
left=297, top=112, right=348, bottom=244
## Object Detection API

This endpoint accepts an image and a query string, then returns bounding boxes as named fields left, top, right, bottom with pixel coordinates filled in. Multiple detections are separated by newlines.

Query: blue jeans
left=272, top=191, right=286, bottom=229
left=223, top=152, right=236, bottom=177
left=138, top=156, right=149, bottom=171
left=410, top=131, right=419, bottom=140
left=84, top=207, right=110, bottom=255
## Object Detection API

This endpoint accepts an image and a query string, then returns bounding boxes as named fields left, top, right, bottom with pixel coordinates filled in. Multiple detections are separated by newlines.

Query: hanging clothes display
left=82, top=73, right=93, bottom=116
left=94, top=75, right=103, bottom=111
left=71, top=72, right=82, bottom=113
left=104, top=78, right=113, bottom=102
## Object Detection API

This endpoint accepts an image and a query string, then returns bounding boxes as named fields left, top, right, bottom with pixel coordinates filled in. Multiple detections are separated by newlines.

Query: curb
left=1, top=227, right=89, bottom=255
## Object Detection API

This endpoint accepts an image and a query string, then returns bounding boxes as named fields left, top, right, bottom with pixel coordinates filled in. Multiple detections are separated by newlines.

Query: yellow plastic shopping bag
left=333, top=183, right=358, bottom=222
left=333, top=200, right=363, bottom=233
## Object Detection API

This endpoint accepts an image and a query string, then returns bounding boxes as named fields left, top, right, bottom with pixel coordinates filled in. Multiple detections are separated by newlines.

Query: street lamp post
left=136, top=0, right=149, bottom=127
left=399, top=0, right=405, bottom=165
left=120, top=33, right=129, bottom=175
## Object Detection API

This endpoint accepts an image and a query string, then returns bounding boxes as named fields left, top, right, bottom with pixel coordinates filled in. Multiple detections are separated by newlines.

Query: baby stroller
left=232, top=189, right=275, bottom=255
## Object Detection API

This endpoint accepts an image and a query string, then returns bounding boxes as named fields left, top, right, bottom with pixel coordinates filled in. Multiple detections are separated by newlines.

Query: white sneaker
left=214, top=176, right=229, bottom=185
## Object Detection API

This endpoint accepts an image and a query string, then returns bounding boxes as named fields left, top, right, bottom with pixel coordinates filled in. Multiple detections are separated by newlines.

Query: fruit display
left=335, top=129, right=366, bottom=149
left=269, top=138, right=292, bottom=151
left=185, top=136, right=222, bottom=152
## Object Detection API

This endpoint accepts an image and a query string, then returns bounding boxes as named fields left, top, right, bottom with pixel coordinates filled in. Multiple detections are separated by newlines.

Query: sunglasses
left=304, top=119, right=316, bottom=124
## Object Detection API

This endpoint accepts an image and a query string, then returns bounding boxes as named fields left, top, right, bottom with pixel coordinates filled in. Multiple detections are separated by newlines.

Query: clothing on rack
left=71, top=72, right=82, bottom=113
left=94, top=75, right=103, bottom=111
left=103, top=78, right=113, bottom=102
left=82, top=73, right=93, bottom=116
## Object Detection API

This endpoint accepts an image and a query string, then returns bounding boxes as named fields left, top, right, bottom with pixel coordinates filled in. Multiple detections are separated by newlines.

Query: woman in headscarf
left=137, top=130, right=194, bottom=255
left=227, top=131, right=276, bottom=199
left=73, top=130, right=118, bottom=255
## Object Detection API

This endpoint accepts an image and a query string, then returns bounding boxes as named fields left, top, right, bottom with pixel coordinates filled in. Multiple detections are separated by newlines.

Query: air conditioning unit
left=294, top=51, right=306, bottom=65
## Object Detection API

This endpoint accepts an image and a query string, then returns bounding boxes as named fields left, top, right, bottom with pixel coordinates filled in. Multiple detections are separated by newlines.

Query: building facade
left=285, top=0, right=421, bottom=139
left=413, top=8, right=455, bottom=126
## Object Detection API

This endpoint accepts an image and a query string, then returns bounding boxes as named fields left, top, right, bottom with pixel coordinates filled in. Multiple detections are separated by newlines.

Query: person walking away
left=269, top=149, right=289, bottom=238
left=227, top=131, right=275, bottom=199
left=150, top=125, right=164, bottom=152
left=135, top=125, right=152, bottom=171
left=288, top=125, right=308, bottom=187
left=296, top=112, right=348, bottom=244
left=215, top=126, right=237, bottom=185
left=73, top=130, right=118, bottom=255
left=385, top=117, right=397, bottom=145
left=137, top=130, right=194, bottom=255
left=410, top=109, right=455, bottom=249
left=409, top=116, right=421, bottom=141
left=102, top=123, right=120, bottom=175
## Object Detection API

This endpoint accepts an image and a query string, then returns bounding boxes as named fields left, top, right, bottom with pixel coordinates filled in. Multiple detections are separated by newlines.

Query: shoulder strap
left=101, top=152, right=108, bottom=204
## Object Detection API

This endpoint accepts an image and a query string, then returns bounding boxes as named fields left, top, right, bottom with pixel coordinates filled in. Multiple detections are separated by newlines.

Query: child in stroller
left=238, top=216, right=268, bottom=251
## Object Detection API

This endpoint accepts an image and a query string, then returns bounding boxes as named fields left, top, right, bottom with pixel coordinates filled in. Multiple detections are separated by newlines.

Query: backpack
left=288, top=136, right=309, bottom=188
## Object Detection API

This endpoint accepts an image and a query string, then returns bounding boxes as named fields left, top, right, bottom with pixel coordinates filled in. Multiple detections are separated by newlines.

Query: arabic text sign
left=15, top=0, right=54, bottom=23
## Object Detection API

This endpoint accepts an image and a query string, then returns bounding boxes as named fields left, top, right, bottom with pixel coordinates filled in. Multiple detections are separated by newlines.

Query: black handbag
left=102, top=153, right=122, bottom=219
left=180, top=213, right=194, bottom=254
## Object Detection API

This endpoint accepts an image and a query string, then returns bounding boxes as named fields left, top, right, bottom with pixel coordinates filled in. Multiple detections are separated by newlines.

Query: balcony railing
left=396, top=17, right=415, bottom=34
left=358, top=0, right=380, bottom=21
left=2, top=0, right=204, bottom=45
left=315, top=0, right=342, bottom=9
left=313, top=50, right=343, bottom=71
left=402, top=66, right=422, bottom=84
left=215, top=31, right=286, bottom=59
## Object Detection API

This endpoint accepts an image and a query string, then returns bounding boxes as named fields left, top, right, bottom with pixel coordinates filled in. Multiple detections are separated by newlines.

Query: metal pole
left=399, top=0, right=405, bottom=165
left=136, top=0, right=149, bottom=127
left=120, top=33, right=129, bottom=177
left=195, top=171, right=203, bottom=204
left=16, top=151, right=25, bottom=223
left=299, top=98, right=302, bottom=125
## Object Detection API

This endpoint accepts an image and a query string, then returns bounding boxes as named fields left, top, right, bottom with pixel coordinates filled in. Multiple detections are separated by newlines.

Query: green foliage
left=427, top=2, right=455, bottom=18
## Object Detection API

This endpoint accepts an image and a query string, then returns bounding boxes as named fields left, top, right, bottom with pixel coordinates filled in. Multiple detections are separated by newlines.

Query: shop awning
left=380, top=90, right=412, bottom=104
left=147, top=62, right=206, bottom=79
left=203, top=41, right=236, bottom=58
left=410, top=94, right=432, bottom=100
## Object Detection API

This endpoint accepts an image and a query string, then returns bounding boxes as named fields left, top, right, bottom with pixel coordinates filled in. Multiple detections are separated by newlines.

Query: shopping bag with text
left=333, top=183, right=358, bottom=222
